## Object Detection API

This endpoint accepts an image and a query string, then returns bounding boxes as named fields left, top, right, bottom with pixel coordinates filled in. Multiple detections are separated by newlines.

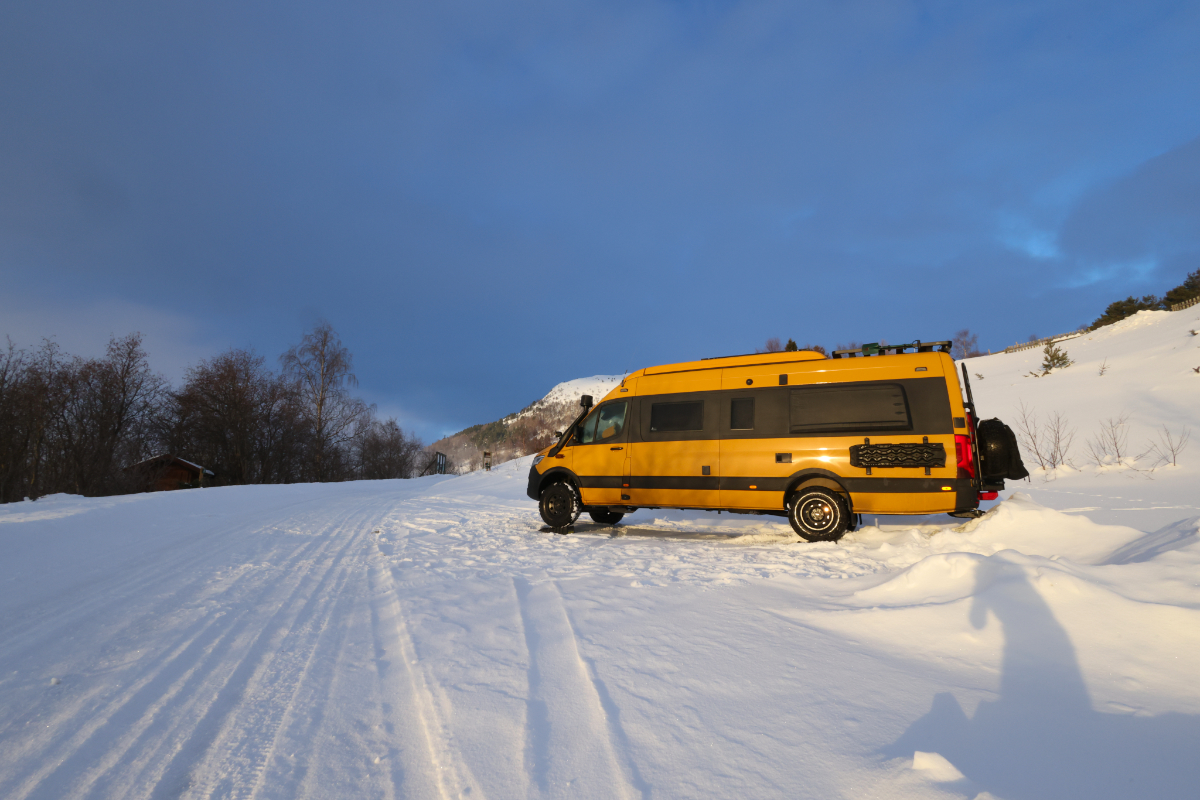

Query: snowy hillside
left=967, top=309, right=1198, bottom=453
left=963, top=308, right=1199, bottom=530
left=2, top=309, right=1198, bottom=799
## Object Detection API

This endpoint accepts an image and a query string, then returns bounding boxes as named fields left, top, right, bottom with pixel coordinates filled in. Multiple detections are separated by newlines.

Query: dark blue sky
left=3, top=0, right=1199, bottom=439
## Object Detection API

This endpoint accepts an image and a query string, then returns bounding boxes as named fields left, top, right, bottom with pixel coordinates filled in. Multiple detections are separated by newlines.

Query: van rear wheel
left=539, top=482, right=580, bottom=529
left=788, top=487, right=850, bottom=542
left=588, top=510, right=624, bottom=525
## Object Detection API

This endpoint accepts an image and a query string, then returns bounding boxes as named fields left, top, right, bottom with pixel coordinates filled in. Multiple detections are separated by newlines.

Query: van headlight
left=532, top=455, right=545, bottom=466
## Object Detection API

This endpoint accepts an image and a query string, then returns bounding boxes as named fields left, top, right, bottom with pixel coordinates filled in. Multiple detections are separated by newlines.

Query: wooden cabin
left=125, top=455, right=213, bottom=492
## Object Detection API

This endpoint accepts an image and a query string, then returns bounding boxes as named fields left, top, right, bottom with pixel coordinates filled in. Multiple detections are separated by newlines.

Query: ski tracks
left=0, top=492, right=392, bottom=800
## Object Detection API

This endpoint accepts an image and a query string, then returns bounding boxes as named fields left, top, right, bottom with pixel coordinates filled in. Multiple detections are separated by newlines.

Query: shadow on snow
left=883, top=557, right=1200, bottom=799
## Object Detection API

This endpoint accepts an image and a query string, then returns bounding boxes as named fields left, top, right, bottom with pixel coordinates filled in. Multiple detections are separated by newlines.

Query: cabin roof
left=127, top=454, right=214, bottom=475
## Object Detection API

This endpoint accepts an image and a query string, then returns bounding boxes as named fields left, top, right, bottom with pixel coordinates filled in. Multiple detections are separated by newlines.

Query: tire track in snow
left=194, top=510, right=371, bottom=800
left=366, top=518, right=485, bottom=800
left=0, top=509, right=349, bottom=800
left=0, top=502, right=341, bottom=765
left=514, top=575, right=638, bottom=800
left=236, top=537, right=370, bottom=800
left=153, top=500, right=384, bottom=800
left=0, top=493, right=340, bottom=670
left=3, top=495, right=382, bottom=800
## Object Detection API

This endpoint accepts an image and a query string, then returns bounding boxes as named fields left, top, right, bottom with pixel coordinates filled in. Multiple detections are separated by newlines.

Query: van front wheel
left=588, top=509, right=624, bottom=525
left=788, top=488, right=849, bottom=542
left=539, top=482, right=580, bottom=529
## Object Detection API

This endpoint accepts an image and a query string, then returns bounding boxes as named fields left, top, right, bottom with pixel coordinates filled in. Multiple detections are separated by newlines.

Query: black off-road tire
left=788, top=487, right=850, bottom=542
left=587, top=509, right=625, bottom=525
left=539, top=482, right=580, bottom=529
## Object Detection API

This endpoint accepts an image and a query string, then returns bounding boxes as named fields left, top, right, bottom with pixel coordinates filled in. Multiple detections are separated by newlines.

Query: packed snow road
left=2, top=458, right=1199, bottom=800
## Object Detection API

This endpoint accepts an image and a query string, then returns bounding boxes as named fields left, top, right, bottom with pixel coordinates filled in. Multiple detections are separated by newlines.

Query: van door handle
left=610, top=446, right=623, bottom=450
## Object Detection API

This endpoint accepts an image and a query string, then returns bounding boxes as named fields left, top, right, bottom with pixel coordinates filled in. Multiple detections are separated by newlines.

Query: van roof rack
left=831, top=340, right=951, bottom=358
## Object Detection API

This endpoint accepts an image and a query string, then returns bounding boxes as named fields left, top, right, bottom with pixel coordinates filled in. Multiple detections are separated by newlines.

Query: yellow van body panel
left=644, top=351, right=824, bottom=376
left=630, top=371, right=720, bottom=507
left=573, top=443, right=627, bottom=506
left=628, top=439, right=720, bottom=508
left=719, top=351, right=947, bottom=390
left=633, top=369, right=722, bottom=397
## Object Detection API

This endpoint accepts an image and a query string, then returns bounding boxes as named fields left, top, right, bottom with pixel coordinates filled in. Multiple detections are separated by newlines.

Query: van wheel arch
left=784, top=474, right=853, bottom=512
left=538, top=467, right=581, bottom=497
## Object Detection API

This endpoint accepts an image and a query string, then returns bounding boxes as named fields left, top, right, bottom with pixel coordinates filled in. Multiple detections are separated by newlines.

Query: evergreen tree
left=1089, top=295, right=1161, bottom=330
left=1163, top=268, right=1200, bottom=308
left=784, top=338, right=798, bottom=352
left=1040, top=341, right=1073, bottom=373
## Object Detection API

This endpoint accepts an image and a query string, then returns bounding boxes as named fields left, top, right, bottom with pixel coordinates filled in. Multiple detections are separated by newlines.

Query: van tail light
left=978, top=491, right=998, bottom=501
left=955, top=434, right=975, bottom=479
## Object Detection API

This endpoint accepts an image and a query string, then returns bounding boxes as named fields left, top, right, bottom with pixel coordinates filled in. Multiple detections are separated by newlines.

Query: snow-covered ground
left=2, top=459, right=1198, bottom=800
left=1, top=309, right=1197, bottom=800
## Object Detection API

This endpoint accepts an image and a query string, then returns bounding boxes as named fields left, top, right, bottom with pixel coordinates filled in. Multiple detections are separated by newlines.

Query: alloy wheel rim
left=799, top=497, right=835, bottom=531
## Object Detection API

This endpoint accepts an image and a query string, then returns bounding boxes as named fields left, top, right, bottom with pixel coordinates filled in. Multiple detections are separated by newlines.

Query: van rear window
left=789, top=384, right=911, bottom=433
left=650, top=401, right=704, bottom=432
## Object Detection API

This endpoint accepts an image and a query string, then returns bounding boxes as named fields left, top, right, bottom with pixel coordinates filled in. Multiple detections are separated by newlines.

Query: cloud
left=997, top=214, right=1061, bottom=260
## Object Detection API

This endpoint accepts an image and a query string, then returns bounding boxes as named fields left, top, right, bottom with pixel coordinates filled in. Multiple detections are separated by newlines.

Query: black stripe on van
left=575, top=476, right=625, bottom=489
left=577, top=475, right=972, bottom=494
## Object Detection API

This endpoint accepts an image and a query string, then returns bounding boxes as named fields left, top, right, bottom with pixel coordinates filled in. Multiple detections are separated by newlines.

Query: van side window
left=649, top=400, right=704, bottom=432
left=730, top=397, right=754, bottom=430
left=789, top=384, right=911, bottom=434
left=580, top=402, right=627, bottom=443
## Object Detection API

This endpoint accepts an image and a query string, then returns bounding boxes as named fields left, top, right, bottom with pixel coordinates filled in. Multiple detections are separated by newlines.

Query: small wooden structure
left=125, top=455, right=213, bottom=492
left=418, top=451, right=449, bottom=476
left=483, top=451, right=492, bottom=472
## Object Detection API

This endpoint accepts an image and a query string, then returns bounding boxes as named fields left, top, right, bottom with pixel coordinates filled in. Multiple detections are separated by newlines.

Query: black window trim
left=788, top=382, right=913, bottom=435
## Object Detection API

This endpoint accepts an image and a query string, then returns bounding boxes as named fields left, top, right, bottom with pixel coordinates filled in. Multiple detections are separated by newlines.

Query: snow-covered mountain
left=430, top=375, right=625, bottom=471
left=520, top=374, right=624, bottom=413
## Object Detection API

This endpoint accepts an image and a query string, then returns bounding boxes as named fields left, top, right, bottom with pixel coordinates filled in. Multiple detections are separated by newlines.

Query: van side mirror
left=553, top=431, right=562, bottom=438
left=580, top=395, right=593, bottom=409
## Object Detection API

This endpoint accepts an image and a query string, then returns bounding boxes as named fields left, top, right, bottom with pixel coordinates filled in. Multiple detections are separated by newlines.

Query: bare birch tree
left=280, top=322, right=370, bottom=481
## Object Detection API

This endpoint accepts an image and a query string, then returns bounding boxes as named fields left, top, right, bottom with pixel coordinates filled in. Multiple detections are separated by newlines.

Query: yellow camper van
left=527, top=341, right=1027, bottom=541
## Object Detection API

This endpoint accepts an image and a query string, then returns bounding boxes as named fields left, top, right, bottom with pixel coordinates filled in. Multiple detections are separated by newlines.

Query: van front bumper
left=527, top=463, right=541, bottom=501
